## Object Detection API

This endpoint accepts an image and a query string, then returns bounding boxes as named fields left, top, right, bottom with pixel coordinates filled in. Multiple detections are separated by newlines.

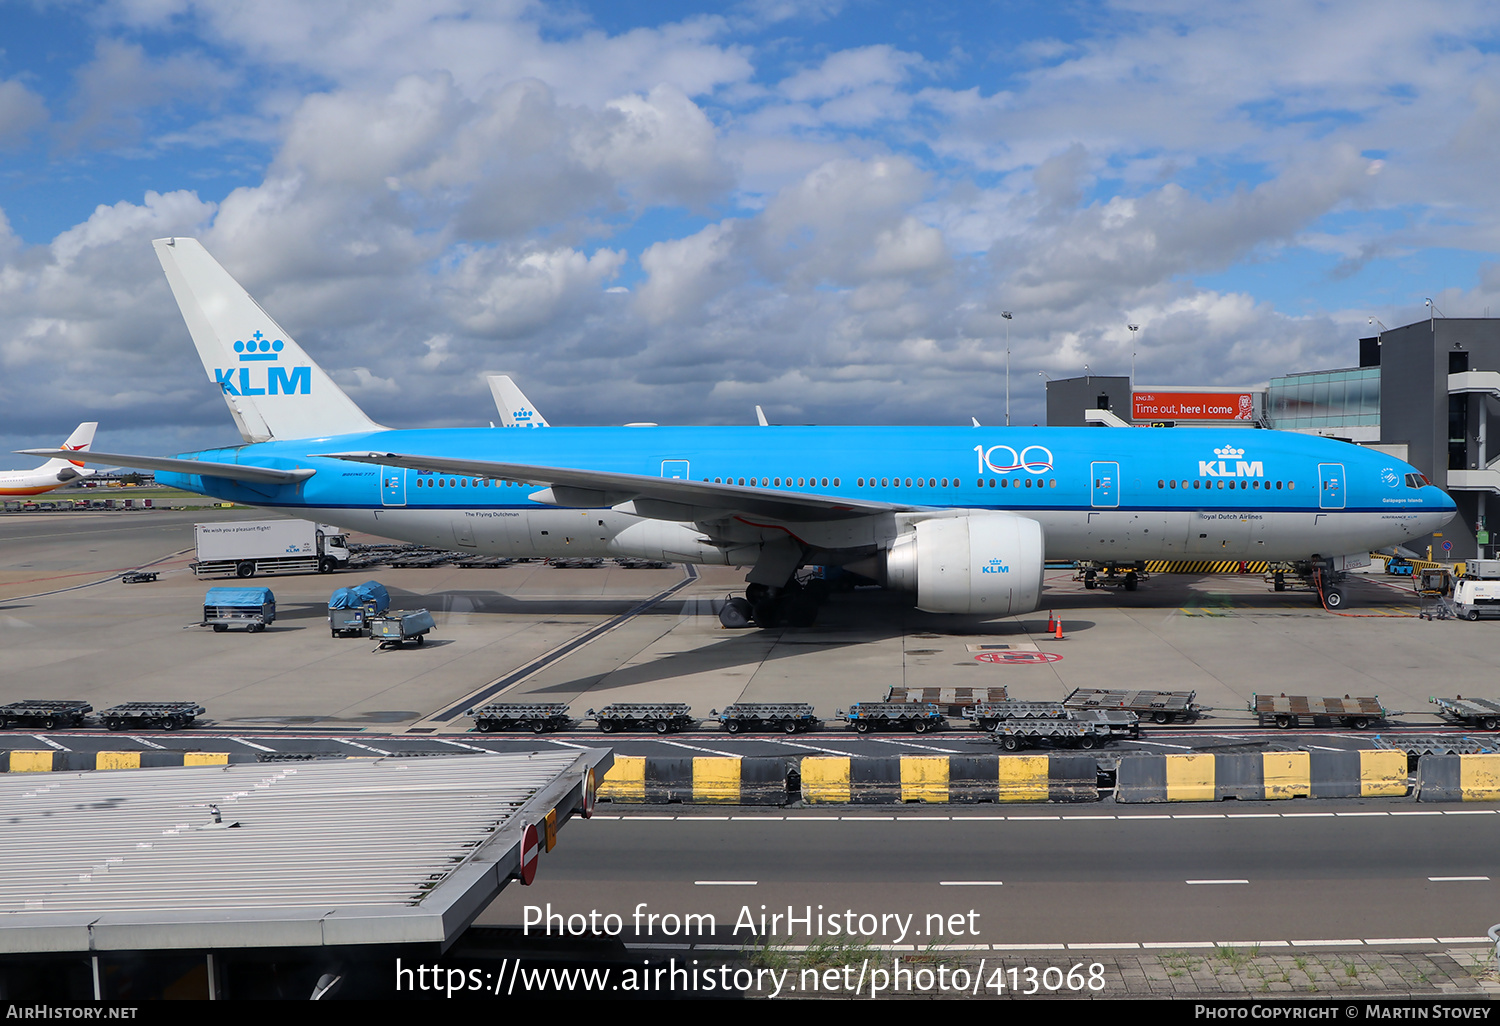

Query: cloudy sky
left=2, top=0, right=1500, bottom=463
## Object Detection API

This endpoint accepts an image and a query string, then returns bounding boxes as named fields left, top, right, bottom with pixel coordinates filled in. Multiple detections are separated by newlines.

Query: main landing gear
left=719, top=578, right=829, bottom=629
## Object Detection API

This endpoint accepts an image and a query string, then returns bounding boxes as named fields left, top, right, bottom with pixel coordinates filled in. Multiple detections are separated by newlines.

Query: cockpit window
left=1405, top=473, right=1431, bottom=489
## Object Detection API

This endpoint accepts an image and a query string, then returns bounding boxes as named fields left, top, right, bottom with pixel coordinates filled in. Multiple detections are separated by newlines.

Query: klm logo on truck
left=215, top=331, right=311, bottom=396
left=1199, top=445, right=1263, bottom=478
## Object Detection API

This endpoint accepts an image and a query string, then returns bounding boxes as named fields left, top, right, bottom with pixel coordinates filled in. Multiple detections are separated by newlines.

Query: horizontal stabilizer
left=17, top=449, right=315, bottom=486
left=317, top=451, right=907, bottom=523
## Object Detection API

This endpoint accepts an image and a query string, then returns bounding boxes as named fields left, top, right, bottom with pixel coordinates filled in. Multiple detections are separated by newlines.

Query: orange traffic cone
left=1054, top=617, right=1064, bottom=640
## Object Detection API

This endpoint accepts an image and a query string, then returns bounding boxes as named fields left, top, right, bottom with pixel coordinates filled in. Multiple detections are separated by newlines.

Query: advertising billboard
left=1132, top=391, right=1255, bottom=421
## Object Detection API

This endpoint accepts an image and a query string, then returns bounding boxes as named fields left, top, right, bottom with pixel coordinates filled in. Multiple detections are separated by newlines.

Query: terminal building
left=1045, top=317, right=1500, bottom=559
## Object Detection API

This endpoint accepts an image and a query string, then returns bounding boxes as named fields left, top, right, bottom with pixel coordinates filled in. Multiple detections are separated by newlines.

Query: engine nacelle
left=882, top=514, right=1045, bottom=614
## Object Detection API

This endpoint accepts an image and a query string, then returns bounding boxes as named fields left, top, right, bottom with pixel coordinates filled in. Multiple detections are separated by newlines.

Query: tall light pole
left=1001, top=311, right=1013, bottom=427
left=1127, top=323, right=1139, bottom=385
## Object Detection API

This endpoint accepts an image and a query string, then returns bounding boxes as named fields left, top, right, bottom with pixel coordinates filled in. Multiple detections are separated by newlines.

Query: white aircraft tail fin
left=152, top=238, right=385, bottom=442
left=38, top=422, right=98, bottom=474
left=487, top=374, right=550, bottom=428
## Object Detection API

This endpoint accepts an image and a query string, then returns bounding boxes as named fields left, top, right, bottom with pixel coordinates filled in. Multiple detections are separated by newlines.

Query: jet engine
left=876, top=513, right=1045, bottom=615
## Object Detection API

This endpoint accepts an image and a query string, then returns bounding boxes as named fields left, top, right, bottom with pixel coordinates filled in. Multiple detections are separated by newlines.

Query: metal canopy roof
left=0, top=750, right=609, bottom=953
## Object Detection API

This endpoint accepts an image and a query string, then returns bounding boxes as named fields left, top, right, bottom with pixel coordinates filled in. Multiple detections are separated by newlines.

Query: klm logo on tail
left=215, top=331, right=311, bottom=396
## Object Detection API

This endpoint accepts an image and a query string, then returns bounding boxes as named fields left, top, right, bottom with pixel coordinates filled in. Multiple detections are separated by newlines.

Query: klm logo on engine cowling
left=981, top=558, right=1010, bottom=574
left=214, top=331, right=311, bottom=396
left=1199, top=445, right=1263, bottom=478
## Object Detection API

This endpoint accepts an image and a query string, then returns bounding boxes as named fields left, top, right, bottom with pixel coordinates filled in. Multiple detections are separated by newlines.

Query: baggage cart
left=989, top=719, right=1116, bottom=751
left=1250, top=693, right=1387, bottom=730
left=468, top=702, right=572, bottom=733
left=201, top=586, right=275, bottom=632
left=0, top=700, right=92, bottom=730
left=1063, top=687, right=1200, bottom=724
left=714, top=702, right=820, bottom=734
left=328, top=580, right=390, bottom=637
left=966, top=702, right=1139, bottom=738
left=842, top=701, right=945, bottom=734
left=1430, top=696, right=1500, bottom=730
left=370, top=608, right=435, bottom=647
left=589, top=703, right=696, bottom=734
left=885, top=686, right=1009, bottom=717
left=100, top=702, right=205, bottom=731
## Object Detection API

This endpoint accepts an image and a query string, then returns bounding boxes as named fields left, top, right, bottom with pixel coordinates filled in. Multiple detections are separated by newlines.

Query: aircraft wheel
left=1124, top=572, right=1138, bottom=592
left=785, top=595, right=818, bottom=628
left=746, top=583, right=770, bottom=605
left=1273, top=573, right=1286, bottom=592
left=752, top=599, right=782, bottom=628
left=719, top=597, right=753, bottom=629
left=1083, top=574, right=1097, bottom=590
left=1324, top=587, right=1346, bottom=610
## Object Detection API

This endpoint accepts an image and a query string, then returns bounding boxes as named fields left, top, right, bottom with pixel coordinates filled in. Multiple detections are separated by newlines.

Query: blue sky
left=3, top=0, right=1500, bottom=462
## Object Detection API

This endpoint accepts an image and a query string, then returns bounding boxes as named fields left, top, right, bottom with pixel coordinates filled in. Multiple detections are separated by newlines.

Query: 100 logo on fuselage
left=975, top=445, right=1054, bottom=475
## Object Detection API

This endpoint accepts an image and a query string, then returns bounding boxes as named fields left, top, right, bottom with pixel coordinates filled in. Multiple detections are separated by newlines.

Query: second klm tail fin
left=152, top=238, right=385, bottom=442
left=487, top=374, right=550, bottom=428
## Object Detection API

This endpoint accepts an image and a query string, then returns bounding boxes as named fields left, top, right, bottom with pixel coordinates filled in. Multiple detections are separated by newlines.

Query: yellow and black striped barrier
left=0, top=751, right=240, bottom=772
left=1116, top=751, right=1407, bottom=802
left=1144, top=560, right=1271, bottom=574
left=1416, top=754, right=1500, bottom=801
left=595, top=756, right=791, bottom=804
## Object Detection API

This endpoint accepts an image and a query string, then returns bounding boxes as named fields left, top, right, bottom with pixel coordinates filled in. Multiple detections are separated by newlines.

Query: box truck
left=194, top=520, right=351, bottom=579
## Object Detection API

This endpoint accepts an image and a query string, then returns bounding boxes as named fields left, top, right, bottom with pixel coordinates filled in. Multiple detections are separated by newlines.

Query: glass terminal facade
left=1265, top=367, right=1380, bottom=432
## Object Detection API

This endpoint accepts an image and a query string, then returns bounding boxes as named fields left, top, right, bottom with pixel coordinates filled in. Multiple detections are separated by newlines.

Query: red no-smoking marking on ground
left=974, top=651, right=1063, bottom=664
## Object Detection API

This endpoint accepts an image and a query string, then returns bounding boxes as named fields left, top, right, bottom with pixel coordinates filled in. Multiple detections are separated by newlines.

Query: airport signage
left=974, top=651, right=1063, bottom=664
left=1132, top=391, right=1254, bottom=421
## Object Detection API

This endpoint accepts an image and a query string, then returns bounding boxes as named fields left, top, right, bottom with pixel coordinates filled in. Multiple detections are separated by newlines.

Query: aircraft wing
left=17, top=449, right=316, bottom=486
left=318, top=451, right=911, bottom=522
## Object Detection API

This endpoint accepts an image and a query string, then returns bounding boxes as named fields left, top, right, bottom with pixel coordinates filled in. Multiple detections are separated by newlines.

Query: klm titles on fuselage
left=214, top=330, right=311, bottom=396
left=1198, top=446, right=1263, bottom=478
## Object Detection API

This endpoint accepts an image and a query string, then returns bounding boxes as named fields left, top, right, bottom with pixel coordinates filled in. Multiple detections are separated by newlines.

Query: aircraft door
left=382, top=467, right=406, bottom=506
left=661, top=460, right=690, bottom=479
left=1318, top=464, right=1345, bottom=510
left=1091, top=462, right=1119, bottom=508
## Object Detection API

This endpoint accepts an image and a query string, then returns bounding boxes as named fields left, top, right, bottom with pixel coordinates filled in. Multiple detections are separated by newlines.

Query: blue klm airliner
left=24, top=238, right=1456, bottom=627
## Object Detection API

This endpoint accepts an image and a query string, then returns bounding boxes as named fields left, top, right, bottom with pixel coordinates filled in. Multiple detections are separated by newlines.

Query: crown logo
left=1213, top=446, right=1245, bottom=459
left=235, top=330, right=285, bottom=361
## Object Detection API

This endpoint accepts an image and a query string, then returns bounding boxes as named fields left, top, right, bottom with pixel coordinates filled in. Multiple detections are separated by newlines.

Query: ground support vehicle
left=1375, top=734, right=1500, bottom=756
left=1430, top=696, right=1500, bottom=730
left=1063, top=688, right=1200, bottom=724
left=842, top=702, right=945, bottom=734
left=469, top=702, right=572, bottom=733
left=121, top=571, right=158, bottom=584
left=989, top=719, right=1116, bottom=751
left=101, top=702, right=205, bottom=731
left=714, top=703, right=820, bottom=734
left=201, top=586, right=275, bottom=632
left=370, top=609, right=435, bottom=648
left=966, top=701, right=1069, bottom=732
left=328, top=580, right=390, bottom=637
left=0, top=701, right=92, bottom=730
left=590, top=703, right=696, bottom=734
left=1250, top=693, right=1387, bottom=730
left=193, top=519, right=350, bottom=579
left=1453, top=559, right=1500, bottom=621
left=1073, top=560, right=1147, bottom=592
left=885, top=686, right=1009, bottom=718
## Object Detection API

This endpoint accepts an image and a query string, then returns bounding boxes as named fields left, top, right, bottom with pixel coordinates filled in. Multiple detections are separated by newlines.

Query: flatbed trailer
left=714, top=703, right=820, bottom=734
left=989, top=719, right=1116, bottom=751
left=966, top=702, right=1139, bottom=737
left=1250, top=693, right=1387, bottom=730
left=468, top=702, right=572, bottom=733
left=100, top=702, right=205, bottom=731
left=0, top=700, right=92, bottom=730
left=1374, top=734, right=1500, bottom=756
left=590, top=703, right=697, bottom=734
left=1063, top=687, right=1200, bottom=724
left=885, top=686, right=1009, bottom=717
left=1430, top=696, right=1500, bottom=730
left=201, top=586, right=275, bottom=633
left=843, top=702, right=945, bottom=734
